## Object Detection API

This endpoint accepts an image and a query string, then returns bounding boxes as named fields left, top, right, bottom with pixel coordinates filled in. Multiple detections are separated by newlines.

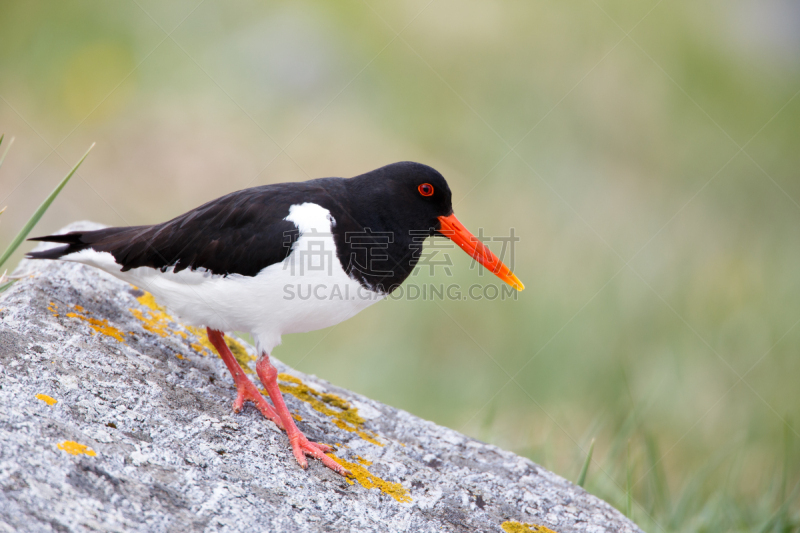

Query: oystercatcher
left=27, top=161, right=523, bottom=475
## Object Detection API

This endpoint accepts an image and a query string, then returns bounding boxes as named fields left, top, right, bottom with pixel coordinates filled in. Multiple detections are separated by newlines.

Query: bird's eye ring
left=418, top=183, right=434, bottom=197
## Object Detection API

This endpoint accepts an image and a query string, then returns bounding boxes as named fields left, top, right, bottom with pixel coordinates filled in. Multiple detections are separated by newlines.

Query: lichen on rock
left=0, top=222, right=643, bottom=533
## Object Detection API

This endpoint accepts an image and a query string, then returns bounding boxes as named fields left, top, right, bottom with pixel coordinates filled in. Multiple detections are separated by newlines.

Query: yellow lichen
left=188, top=342, right=205, bottom=354
left=130, top=308, right=167, bottom=337
left=277, top=373, right=383, bottom=446
left=57, top=440, right=96, bottom=457
left=48, top=302, right=59, bottom=317
left=501, top=521, right=558, bottom=533
left=66, top=306, right=125, bottom=342
left=35, top=393, right=57, bottom=406
left=186, top=325, right=256, bottom=373
left=327, top=453, right=411, bottom=502
left=131, top=293, right=187, bottom=339
left=130, top=289, right=258, bottom=369
left=226, top=335, right=256, bottom=368
left=186, top=325, right=215, bottom=356
left=135, top=291, right=160, bottom=311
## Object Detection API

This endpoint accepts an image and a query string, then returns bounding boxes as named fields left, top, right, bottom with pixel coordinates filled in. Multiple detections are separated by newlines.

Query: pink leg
left=257, top=354, right=349, bottom=476
left=206, top=328, right=283, bottom=430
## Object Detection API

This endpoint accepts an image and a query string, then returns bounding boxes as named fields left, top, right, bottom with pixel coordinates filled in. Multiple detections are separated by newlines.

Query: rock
left=0, top=222, right=642, bottom=533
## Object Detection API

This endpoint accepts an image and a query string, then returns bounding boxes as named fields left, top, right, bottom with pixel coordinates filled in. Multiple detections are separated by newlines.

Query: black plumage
left=28, top=162, right=454, bottom=291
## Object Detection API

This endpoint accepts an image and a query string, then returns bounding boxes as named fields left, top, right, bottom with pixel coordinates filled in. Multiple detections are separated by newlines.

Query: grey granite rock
left=0, top=222, right=642, bottom=533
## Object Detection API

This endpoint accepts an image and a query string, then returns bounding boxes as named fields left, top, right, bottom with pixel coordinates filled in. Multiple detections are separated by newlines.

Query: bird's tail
left=26, top=228, right=132, bottom=261
left=26, top=233, right=89, bottom=260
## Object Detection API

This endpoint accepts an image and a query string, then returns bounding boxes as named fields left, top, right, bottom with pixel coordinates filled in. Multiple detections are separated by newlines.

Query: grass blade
left=644, top=431, right=669, bottom=515
left=0, top=143, right=94, bottom=271
left=758, top=478, right=800, bottom=533
left=577, top=438, right=595, bottom=487
left=626, top=440, right=633, bottom=519
left=0, top=134, right=13, bottom=172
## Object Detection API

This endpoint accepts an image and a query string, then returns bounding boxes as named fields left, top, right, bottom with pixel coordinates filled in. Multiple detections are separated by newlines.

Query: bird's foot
left=256, top=354, right=350, bottom=476
left=208, top=328, right=348, bottom=476
left=288, top=434, right=348, bottom=475
left=231, top=376, right=284, bottom=430
left=206, top=328, right=283, bottom=430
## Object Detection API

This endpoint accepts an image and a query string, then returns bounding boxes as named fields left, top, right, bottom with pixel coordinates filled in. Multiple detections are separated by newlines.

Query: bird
left=26, top=161, right=523, bottom=475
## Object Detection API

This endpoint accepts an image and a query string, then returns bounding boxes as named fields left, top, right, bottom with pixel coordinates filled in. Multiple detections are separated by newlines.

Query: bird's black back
left=28, top=162, right=452, bottom=291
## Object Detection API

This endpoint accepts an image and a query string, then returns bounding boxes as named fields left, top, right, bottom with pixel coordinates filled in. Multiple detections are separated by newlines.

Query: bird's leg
left=206, top=328, right=283, bottom=430
left=256, top=354, right=349, bottom=476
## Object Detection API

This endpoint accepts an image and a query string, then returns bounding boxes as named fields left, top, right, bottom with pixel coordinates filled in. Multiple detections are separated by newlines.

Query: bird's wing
left=28, top=185, right=312, bottom=277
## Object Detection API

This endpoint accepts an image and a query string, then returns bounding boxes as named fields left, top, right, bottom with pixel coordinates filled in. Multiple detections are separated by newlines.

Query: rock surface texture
left=0, top=222, right=642, bottom=533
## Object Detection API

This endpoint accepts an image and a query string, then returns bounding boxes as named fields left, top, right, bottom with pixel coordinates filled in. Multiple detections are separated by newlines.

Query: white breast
left=63, top=203, right=384, bottom=355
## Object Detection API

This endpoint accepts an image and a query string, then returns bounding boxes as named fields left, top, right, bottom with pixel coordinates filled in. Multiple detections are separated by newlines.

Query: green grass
left=0, top=137, right=93, bottom=291
left=0, top=134, right=13, bottom=171
left=571, top=416, right=800, bottom=532
left=577, top=438, right=595, bottom=488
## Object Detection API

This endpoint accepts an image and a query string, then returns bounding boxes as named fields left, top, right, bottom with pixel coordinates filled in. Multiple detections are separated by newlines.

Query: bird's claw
left=232, top=383, right=284, bottom=430
left=289, top=435, right=349, bottom=476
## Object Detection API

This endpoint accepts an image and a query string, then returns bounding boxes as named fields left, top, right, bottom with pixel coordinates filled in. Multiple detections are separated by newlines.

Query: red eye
left=418, top=183, right=434, bottom=197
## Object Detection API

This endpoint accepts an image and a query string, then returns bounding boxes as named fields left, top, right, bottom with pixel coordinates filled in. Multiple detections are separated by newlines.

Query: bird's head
left=348, top=161, right=524, bottom=291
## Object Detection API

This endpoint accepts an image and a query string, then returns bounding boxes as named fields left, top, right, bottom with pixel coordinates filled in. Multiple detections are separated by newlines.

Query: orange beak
left=437, top=213, right=524, bottom=291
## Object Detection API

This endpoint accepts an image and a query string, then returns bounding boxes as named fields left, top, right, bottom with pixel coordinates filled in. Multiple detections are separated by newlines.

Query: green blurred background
left=2, top=1, right=799, bottom=530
